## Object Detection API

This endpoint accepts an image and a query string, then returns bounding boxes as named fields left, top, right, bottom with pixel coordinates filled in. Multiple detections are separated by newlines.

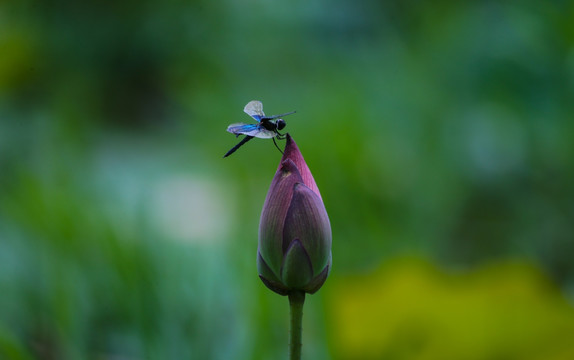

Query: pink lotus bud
left=257, top=134, right=332, bottom=295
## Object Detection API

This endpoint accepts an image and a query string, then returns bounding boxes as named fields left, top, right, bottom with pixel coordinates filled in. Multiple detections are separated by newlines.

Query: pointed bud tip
left=279, top=134, right=322, bottom=200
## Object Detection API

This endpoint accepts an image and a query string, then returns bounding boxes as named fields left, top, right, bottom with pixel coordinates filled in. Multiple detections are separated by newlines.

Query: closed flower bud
left=258, top=134, right=332, bottom=295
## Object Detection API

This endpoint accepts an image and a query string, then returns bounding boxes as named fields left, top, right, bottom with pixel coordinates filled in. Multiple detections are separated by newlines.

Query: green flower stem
left=288, top=291, right=305, bottom=360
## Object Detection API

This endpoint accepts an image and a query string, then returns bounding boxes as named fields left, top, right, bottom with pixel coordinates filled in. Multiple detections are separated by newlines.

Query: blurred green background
left=2, top=0, right=574, bottom=359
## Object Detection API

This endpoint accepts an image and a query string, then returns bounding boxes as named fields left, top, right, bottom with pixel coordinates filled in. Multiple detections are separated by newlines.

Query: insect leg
left=272, top=137, right=284, bottom=155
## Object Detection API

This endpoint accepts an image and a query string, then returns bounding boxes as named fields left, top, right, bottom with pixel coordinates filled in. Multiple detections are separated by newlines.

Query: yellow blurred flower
left=327, top=258, right=574, bottom=360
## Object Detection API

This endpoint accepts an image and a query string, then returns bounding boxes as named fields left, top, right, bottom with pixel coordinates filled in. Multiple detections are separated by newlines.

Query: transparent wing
left=243, top=100, right=265, bottom=122
left=226, top=123, right=276, bottom=139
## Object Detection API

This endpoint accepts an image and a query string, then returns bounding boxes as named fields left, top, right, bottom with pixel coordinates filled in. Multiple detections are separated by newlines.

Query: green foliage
left=1, top=0, right=574, bottom=358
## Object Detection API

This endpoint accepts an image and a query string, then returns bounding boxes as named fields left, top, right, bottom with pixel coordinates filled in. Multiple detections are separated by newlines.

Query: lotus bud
left=257, top=134, right=332, bottom=295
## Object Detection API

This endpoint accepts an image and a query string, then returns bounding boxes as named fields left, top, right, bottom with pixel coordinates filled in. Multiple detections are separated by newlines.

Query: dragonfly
left=223, top=100, right=296, bottom=158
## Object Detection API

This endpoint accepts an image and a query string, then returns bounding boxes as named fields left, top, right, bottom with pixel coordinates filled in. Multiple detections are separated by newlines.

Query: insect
left=223, top=100, right=296, bottom=158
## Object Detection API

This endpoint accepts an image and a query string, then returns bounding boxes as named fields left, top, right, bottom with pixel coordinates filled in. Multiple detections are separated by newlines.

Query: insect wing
left=265, top=110, right=296, bottom=120
left=227, top=123, right=257, bottom=135
left=243, top=100, right=265, bottom=122
left=226, top=123, right=276, bottom=139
